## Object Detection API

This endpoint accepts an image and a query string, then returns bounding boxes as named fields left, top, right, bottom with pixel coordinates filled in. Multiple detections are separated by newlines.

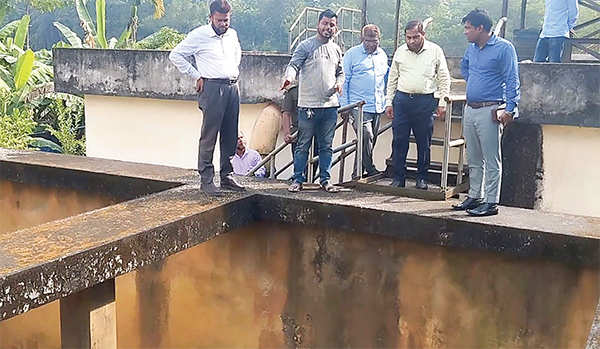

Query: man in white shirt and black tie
left=169, top=0, right=245, bottom=196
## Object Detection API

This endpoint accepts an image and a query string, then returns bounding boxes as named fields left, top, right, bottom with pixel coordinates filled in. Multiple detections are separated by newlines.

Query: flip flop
left=320, top=181, right=339, bottom=193
left=288, top=181, right=303, bottom=192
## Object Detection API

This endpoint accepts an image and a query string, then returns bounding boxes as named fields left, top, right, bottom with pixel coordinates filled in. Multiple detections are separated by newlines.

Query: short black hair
left=319, top=9, right=337, bottom=22
left=462, top=8, right=493, bottom=32
left=404, top=20, right=424, bottom=34
left=210, top=0, right=231, bottom=15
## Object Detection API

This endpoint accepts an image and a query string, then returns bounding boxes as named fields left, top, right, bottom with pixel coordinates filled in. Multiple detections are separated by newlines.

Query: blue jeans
left=293, top=107, right=337, bottom=184
left=533, top=37, right=566, bottom=63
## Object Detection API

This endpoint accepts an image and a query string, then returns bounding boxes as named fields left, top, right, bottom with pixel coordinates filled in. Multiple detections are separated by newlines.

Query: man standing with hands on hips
left=386, top=20, right=451, bottom=190
left=453, top=8, right=521, bottom=216
left=169, top=0, right=244, bottom=196
left=282, top=9, right=344, bottom=194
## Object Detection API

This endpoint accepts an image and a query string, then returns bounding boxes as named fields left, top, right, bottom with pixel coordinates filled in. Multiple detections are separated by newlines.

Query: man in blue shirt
left=340, top=24, right=389, bottom=179
left=533, top=0, right=579, bottom=63
left=453, top=8, right=521, bottom=216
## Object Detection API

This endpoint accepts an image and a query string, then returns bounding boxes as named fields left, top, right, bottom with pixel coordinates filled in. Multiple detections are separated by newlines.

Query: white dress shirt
left=169, top=24, right=242, bottom=82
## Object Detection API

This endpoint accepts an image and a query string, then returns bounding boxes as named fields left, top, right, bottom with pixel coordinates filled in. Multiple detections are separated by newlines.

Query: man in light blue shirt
left=340, top=24, right=389, bottom=178
left=533, top=0, right=579, bottom=62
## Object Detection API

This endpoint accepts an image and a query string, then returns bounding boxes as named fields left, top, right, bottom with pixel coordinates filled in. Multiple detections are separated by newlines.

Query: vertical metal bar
left=501, top=0, right=509, bottom=37
left=340, top=10, right=344, bottom=49
left=351, top=11, right=355, bottom=47
left=563, top=34, right=573, bottom=62
left=520, top=0, right=528, bottom=29
left=457, top=101, right=465, bottom=186
left=356, top=104, right=364, bottom=180
left=393, top=0, right=402, bottom=50
left=308, top=140, right=315, bottom=183
left=270, top=155, right=276, bottom=179
left=339, top=112, right=349, bottom=182
left=441, top=101, right=452, bottom=190
left=305, top=10, right=308, bottom=41
left=362, top=0, right=368, bottom=27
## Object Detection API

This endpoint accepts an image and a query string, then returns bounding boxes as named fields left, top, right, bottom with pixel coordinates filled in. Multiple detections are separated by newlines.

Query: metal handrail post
left=457, top=101, right=466, bottom=185
left=441, top=100, right=452, bottom=190
left=351, top=11, right=354, bottom=47
left=269, top=154, right=276, bottom=179
left=248, top=101, right=365, bottom=178
left=339, top=113, right=349, bottom=183
left=304, top=10, right=308, bottom=41
left=356, top=104, right=364, bottom=180
left=308, top=140, right=315, bottom=182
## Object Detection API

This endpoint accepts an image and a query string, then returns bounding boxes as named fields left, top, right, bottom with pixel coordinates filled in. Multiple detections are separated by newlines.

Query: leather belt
left=204, top=78, right=238, bottom=85
left=467, top=101, right=502, bottom=109
left=398, top=91, right=434, bottom=99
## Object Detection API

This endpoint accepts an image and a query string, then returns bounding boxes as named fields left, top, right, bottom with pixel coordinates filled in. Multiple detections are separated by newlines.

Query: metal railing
left=494, top=17, right=508, bottom=37
left=441, top=95, right=467, bottom=191
left=246, top=100, right=366, bottom=182
left=247, top=94, right=468, bottom=194
left=289, top=7, right=363, bottom=53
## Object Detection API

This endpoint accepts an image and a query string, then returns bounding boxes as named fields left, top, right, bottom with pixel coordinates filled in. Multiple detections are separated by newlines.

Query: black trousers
left=197, top=81, right=240, bottom=184
left=391, top=91, right=437, bottom=183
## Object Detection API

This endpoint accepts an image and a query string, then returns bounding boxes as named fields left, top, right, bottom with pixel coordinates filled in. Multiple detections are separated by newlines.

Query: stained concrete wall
left=4, top=220, right=597, bottom=348
left=116, top=221, right=598, bottom=348
left=1, top=150, right=599, bottom=348
left=0, top=179, right=118, bottom=233
left=518, top=63, right=600, bottom=128
left=53, top=49, right=289, bottom=104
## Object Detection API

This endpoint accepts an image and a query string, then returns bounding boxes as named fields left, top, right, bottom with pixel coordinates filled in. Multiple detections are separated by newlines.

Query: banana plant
left=127, top=0, right=165, bottom=42
left=0, top=15, right=54, bottom=114
left=53, top=0, right=164, bottom=49
left=53, top=0, right=130, bottom=49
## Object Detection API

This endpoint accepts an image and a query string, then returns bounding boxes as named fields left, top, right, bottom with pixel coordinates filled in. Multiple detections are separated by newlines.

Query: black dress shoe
left=452, top=197, right=482, bottom=210
left=416, top=179, right=428, bottom=190
left=220, top=174, right=245, bottom=191
left=201, top=181, right=225, bottom=196
left=467, top=203, right=499, bottom=216
left=389, top=180, right=405, bottom=187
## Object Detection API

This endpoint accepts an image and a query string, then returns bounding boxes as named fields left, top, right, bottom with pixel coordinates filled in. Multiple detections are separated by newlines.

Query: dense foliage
left=3, top=0, right=598, bottom=56
left=0, top=15, right=85, bottom=155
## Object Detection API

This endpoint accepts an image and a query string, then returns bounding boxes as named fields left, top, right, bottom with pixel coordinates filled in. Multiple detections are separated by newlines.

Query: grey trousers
left=350, top=109, right=381, bottom=176
left=463, top=105, right=503, bottom=203
left=197, top=81, right=240, bottom=184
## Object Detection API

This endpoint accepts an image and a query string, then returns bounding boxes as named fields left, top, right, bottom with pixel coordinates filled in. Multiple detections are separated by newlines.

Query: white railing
left=288, top=7, right=363, bottom=53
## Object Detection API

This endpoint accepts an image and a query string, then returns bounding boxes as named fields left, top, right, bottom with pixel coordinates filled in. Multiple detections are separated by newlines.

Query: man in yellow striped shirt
left=385, top=20, right=451, bottom=190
